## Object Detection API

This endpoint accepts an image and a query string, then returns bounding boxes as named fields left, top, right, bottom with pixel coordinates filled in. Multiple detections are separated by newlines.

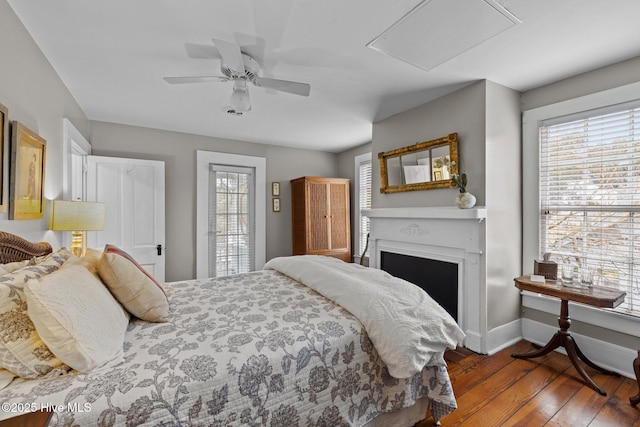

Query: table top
left=514, top=275, right=626, bottom=308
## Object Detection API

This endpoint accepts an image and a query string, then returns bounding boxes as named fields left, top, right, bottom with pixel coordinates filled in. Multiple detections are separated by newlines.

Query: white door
left=196, top=151, right=265, bottom=279
left=86, top=156, right=166, bottom=282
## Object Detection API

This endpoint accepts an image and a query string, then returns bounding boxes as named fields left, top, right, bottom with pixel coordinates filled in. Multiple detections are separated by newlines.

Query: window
left=539, top=102, right=640, bottom=316
left=355, top=153, right=372, bottom=259
left=209, top=165, right=254, bottom=277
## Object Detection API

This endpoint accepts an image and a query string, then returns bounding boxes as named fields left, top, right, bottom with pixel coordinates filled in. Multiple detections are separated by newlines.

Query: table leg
left=631, top=350, right=640, bottom=406
left=512, top=299, right=616, bottom=396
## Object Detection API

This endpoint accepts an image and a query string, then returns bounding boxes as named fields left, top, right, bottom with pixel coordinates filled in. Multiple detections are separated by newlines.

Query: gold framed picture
left=272, top=181, right=280, bottom=196
left=0, top=102, right=7, bottom=212
left=272, top=198, right=281, bottom=212
left=9, top=122, right=46, bottom=220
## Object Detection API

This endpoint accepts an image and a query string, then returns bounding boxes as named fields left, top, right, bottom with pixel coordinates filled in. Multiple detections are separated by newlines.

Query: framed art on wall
left=272, top=198, right=281, bottom=212
left=0, top=102, right=7, bottom=212
left=9, top=122, right=46, bottom=220
left=272, top=182, right=280, bottom=196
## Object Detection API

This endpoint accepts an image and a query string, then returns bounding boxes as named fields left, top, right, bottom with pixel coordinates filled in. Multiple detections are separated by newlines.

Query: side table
left=512, top=275, right=626, bottom=396
left=631, top=350, right=639, bottom=405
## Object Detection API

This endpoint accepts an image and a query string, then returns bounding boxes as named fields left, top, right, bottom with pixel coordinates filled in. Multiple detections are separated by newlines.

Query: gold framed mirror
left=378, top=133, right=458, bottom=193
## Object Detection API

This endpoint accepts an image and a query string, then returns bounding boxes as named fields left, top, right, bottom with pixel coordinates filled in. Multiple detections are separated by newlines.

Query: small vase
left=455, top=192, right=476, bottom=209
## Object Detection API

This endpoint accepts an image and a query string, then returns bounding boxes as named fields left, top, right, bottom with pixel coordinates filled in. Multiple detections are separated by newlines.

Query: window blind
left=358, top=160, right=372, bottom=257
left=540, top=103, right=640, bottom=315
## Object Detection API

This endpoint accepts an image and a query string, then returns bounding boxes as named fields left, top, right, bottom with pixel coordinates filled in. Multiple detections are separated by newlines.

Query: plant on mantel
left=451, top=173, right=468, bottom=193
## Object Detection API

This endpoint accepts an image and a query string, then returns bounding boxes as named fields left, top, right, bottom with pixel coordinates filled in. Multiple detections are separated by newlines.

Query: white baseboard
left=463, top=330, right=483, bottom=354
left=487, top=319, right=523, bottom=355
left=522, top=318, right=637, bottom=379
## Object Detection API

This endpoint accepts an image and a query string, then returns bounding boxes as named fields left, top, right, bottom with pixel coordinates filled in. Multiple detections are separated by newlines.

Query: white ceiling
left=7, top=0, right=640, bottom=153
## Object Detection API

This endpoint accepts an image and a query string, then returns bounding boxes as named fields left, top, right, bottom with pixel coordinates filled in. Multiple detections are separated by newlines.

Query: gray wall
left=372, top=81, right=486, bottom=208
left=0, top=0, right=89, bottom=244
left=89, top=121, right=338, bottom=281
left=484, top=81, right=522, bottom=330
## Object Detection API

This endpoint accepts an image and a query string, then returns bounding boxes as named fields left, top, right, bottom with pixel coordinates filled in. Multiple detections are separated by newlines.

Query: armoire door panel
left=308, top=182, right=329, bottom=251
left=329, top=183, right=349, bottom=250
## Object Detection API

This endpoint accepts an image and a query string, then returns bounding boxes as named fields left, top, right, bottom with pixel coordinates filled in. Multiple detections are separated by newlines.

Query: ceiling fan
left=164, top=38, right=311, bottom=115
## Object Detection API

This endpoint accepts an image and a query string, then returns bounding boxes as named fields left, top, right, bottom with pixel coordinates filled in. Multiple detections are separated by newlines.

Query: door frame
left=63, top=119, right=91, bottom=200
left=196, top=150, right=266, bottom=279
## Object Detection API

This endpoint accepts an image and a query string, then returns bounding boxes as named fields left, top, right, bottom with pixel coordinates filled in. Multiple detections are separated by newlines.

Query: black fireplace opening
left=380, top=251, right=458, bottom=321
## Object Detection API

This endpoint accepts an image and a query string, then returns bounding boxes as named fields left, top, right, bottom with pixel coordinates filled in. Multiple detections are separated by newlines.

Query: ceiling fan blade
left=213, top=38, right=245, bottom=75
left=254, top=77, right=310, bottom=97
left=164, top=76, right=229, bottom=84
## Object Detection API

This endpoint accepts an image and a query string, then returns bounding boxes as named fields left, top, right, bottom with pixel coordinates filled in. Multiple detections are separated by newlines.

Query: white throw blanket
left=264, top=255, right=465, bottom=378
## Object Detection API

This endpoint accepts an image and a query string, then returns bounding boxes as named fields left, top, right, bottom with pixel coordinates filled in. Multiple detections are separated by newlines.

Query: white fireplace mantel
left=362, top=206, right=488, bottom=353
left=362, top=206, right=487, bottom=221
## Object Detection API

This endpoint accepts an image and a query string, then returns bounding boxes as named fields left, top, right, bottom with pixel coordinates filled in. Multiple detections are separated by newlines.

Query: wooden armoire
left=290, top=176, right=351, bottom=262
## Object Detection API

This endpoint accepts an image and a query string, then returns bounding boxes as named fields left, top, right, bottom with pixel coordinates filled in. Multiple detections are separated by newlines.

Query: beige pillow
left=24, top=264, right=129, bottom=373
left=97, top=244, right=169, bottom=322
left=0, top=249, right=71, bottom=378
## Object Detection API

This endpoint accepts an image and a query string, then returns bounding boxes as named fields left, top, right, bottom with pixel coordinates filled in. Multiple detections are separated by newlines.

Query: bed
left=0, top=232, right=464, bottom=426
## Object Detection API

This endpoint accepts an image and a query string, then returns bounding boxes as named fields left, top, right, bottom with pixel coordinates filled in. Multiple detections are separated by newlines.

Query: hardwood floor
left=416, top=340, right=640, bottom=426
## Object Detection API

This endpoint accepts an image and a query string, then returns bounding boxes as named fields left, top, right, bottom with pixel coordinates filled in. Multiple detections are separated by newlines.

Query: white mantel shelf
left=362, top=206, right=487, bottom=220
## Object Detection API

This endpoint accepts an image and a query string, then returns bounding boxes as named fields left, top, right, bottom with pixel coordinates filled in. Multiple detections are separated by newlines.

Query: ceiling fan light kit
left=164, top=38, right=310, bottom=115
left=229, top=80, right=251, bottom=114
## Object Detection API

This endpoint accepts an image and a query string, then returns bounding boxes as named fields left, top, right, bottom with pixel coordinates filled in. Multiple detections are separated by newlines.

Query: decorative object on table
left=49, top=200, right=105, bottom=257
left=0, top=102, right=8, bottom=212
left=272, top=198, right=281, bottom=212
left=451, top=172, right=476, bottom=209
left=580, top=266, right=595, bottom=287
left=9, top=121, right=46, bottom=220
left=534, top=252, right=558, bottom=280
left=272, top=181, right=280, bottom=196
left=561, top=260, right=575, bottom=285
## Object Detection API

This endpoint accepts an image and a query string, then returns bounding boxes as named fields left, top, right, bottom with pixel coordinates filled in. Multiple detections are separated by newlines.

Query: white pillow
left=24, top=264, right=129, bottom=373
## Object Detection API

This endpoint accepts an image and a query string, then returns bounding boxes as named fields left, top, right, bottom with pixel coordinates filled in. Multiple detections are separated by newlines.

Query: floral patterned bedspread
left=0, top=270, right=457, bottom=426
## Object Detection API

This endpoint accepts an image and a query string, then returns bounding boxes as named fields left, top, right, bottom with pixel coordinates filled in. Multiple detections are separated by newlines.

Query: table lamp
left=49, top=200, right=105, bottom=257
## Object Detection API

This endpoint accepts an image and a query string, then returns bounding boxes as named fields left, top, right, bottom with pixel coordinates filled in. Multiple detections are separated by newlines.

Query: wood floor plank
left=589, top=378, right=640, bottom=426
left=505, top=374, right=583, bottom=426
left=414, top=341, right=640, bottom=427
left=441, top=358, right=544, bottom=425
left=544, top=372, right=624, bottom=426
left=450, top=341, right=532, bottom=398
left=456, top=354, right=573, bottom=426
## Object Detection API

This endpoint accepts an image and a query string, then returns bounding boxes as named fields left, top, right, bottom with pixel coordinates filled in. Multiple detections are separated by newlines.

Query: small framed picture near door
left=0, top=102, right=8, bottom=212
left=272, top=198, right=281, bottom=212
left=9, top=122, right=46, bottom=220
left=272, top=181, right=280, bottom=196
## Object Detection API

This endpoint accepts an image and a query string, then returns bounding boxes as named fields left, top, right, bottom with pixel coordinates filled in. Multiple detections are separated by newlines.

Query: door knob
left=157, top=244, right=162, bottom=256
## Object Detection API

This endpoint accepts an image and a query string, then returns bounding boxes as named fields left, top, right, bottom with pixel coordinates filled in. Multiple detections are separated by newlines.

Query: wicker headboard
left=0, top=231, right=53, bottom=263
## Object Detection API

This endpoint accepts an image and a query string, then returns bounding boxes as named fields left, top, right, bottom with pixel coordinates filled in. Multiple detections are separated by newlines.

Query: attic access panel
left=368, top=0, right=521, bottom=71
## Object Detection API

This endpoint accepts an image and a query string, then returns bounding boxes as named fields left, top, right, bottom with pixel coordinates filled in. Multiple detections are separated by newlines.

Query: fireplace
left=381, top=251, right=458, bottom=321
left=362, top=206, right=487, bottom=353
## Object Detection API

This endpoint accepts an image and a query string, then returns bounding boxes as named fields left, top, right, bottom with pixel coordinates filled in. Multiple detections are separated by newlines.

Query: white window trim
left=196, top=150, right=266, bottom=279
left=522, top=80, right=640, bottom=336
left=354, top=152, right=372, bottom=263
